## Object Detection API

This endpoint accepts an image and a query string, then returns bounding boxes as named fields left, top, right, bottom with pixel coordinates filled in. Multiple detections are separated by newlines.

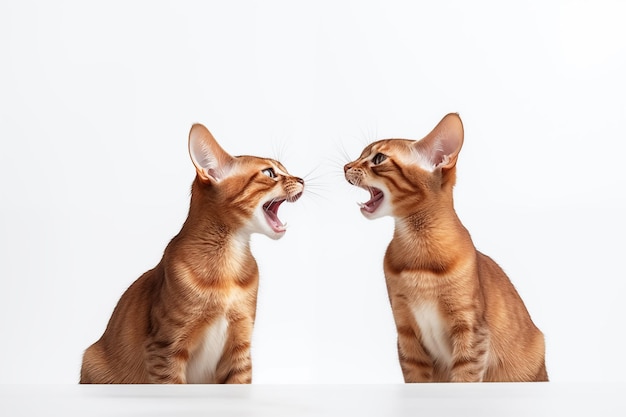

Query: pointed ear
left=188, top=124, right=234, bottom=183
left=413, top=113, right=464, bottom=170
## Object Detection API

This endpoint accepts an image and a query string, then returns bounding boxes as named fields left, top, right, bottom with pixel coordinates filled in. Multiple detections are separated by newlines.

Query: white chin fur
left=361, top=202, right=392, bottom=220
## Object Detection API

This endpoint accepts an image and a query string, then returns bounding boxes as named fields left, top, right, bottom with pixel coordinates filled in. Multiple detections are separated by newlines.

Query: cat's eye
left=262, top=168, right=277, bottom=178
left=372, top=153, right=387, bottom=165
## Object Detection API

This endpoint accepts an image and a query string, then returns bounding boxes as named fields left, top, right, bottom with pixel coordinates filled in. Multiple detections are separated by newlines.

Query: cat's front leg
left=219, top=352, right=253, bottom=384
left=144, top=339, right=188, bottom=384
left=215, top=315, right=254, bottom=384
left=389, top=300, right=435, bottom=382
left=397, top=326, right=436, bottom=383
left=448, top=320, right=490, bottom=383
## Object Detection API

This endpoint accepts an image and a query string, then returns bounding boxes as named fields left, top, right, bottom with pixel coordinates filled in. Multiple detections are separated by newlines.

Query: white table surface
left=1, top=383, right=623, bottom=416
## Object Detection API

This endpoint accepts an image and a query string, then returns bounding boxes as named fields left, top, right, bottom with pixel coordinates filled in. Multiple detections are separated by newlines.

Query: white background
left=1, top=0, right=625, bottom=384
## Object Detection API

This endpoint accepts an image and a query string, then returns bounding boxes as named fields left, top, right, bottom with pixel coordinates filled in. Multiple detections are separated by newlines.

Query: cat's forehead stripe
left=361, top=141, right=388, bottom=157
left=266, top=159, right=288, bottom=176
left=232, top=156, right=288, bottom=173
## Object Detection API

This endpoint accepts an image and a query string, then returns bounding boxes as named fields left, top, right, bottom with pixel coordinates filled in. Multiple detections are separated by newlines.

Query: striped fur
left=344, top=113, right=547, bottom=382
left=80, top=124, right=304, bottom=384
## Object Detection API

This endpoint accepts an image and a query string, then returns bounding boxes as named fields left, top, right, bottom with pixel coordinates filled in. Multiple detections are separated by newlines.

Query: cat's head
left=188, top=124, right=304, bottom=240
left=344, top=113, right=464, bottom=220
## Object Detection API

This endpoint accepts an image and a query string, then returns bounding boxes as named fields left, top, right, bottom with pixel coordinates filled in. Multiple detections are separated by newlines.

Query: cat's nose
left=296, top=177, right=304, bottom=185
left=344, top=163, right=352, bottom=173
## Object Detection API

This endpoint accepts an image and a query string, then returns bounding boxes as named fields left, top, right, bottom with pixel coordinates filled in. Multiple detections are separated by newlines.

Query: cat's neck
left=394, top=192, right=462, bottom=233
left=390, top=200, right=475, bottom=272
left=165, top=223, right=255, bottom=288
left=162, top=187, right=257, bottom=287
left=394, top=214, right=467, bottom=250
left=179, top=178, right=252, bottom=252
left=178, top=213, right=250, bottom=252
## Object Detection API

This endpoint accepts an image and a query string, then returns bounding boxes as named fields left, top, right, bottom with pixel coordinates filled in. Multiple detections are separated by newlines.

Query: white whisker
left=270, top=135, right=290, bottom=162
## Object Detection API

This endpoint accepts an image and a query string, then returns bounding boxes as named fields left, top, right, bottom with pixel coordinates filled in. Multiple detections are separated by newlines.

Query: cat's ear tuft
left=188, top=124, right=234, bottom=183
left=414, top=113, right=464, bottom=170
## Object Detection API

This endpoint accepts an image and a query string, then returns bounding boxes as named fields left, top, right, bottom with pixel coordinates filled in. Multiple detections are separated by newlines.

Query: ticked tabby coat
left=344, top=113, right=547, bottom=382
left=80, top=124, right=304, bottom=383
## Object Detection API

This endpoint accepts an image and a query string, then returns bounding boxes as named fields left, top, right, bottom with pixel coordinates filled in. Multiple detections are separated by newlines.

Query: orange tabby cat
left=344, top=113, right=547, bottom=382
left=80, top=124, right=304, bottom=384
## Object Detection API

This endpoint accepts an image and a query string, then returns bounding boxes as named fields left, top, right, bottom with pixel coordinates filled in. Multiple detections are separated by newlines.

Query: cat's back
left=80, top=267, right=161, bottom=383
left=475, top=251, right=547, bottom=381
left=475, top=251, right=537, bottom=322
left=102, top=266, right=162, bottom=341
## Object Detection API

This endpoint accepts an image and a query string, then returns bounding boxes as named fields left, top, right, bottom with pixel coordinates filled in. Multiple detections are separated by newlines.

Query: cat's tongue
left=359, top=187, right=384, bottom=214
left=263, top=199, right=286, bottom=233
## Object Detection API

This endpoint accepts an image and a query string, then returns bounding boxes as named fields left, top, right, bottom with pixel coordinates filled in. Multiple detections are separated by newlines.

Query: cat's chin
left=251, top=215, right=287, bottom=240
left=360, top=207, right=389, bottom=220
left=263, top=229, right=286, bottom=240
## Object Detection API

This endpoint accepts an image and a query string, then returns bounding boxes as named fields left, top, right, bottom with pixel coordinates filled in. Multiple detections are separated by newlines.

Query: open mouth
left=358, top=187, right=384, bottom=214
left=263, top=192, right=302, bottom=233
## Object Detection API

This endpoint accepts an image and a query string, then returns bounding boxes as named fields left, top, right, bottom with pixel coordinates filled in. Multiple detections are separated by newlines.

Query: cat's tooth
left=357, top=202, right=366, bottom=208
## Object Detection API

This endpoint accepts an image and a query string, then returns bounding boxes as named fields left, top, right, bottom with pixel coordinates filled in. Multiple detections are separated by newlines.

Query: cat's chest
left=411, top=302, right=453, bottom=367
left=186, top=315, right=229, bottom=384
left=185, top=290, right=249, bottom=383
